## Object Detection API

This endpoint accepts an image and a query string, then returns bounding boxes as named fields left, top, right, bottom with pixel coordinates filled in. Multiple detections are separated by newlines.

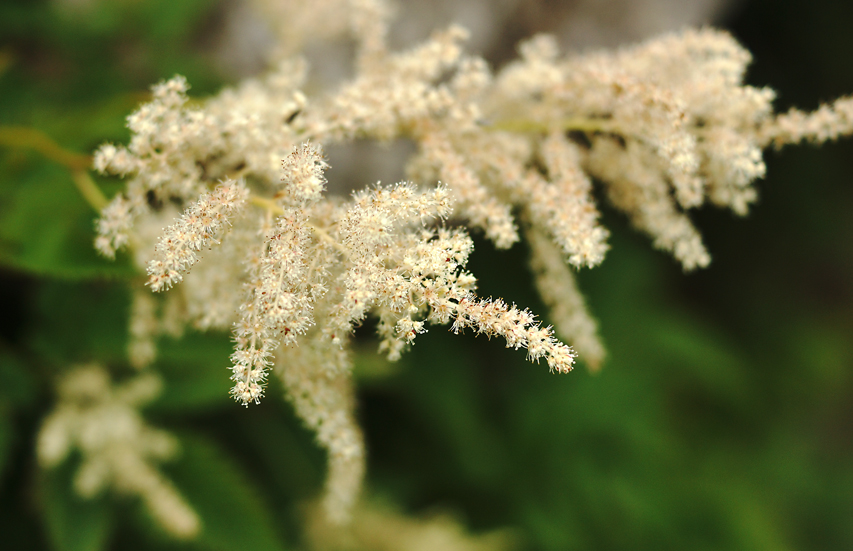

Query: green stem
left=71, top=170, right=109, bottom=211
left=0, top=125, right=109, bottom=212
left=0, top=126, right=92, bottom=171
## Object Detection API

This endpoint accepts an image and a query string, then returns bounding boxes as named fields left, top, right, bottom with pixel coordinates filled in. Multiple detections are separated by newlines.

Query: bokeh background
left=1, top=0, right=852, bottom=550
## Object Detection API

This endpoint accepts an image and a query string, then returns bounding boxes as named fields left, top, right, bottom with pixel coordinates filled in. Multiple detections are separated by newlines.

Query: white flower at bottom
left=37, top=364, right=200, bottom=539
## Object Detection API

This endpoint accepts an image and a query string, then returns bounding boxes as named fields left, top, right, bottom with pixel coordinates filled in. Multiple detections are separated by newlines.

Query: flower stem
left=0, top=125, right=108, bottom=211
left=249, top=195, right=348, bottom=255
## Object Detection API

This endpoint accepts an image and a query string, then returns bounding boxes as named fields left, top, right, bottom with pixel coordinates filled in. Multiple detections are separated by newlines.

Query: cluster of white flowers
left=90, top=0, right=853, bottom=527
left=37, top=365, right=199, bottom=538
left=146, top=179, right=249, bottom=292
left=304, top=498, right=518, bottom=551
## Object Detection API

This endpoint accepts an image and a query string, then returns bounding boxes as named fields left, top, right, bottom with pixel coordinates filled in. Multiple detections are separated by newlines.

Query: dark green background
left=1, top=1, right=851, bottom=550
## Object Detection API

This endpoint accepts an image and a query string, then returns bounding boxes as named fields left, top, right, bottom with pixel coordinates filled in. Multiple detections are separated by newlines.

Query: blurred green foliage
left=1, top=0, right=852, bottom=550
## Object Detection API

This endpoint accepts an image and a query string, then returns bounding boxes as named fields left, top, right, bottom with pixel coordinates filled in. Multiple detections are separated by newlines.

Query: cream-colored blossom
left=128, top=288, right=158, bottom=369
left=304, top=498, right=519, bottom=551
left=528, top=132, right=608, bottom=268
left=94, top=4, right=853, bottom=526
left=526, top=227, right=604, bottom=371
left=146, top=179, right=248, bottom=292
left=419, top=130, right=518, bottom=249
left=276, top=341, right=363, bottom=524
left=587, top=136, right=711, bottom=270
left=94, top=193, right=137, bottom=258
left=38, top=365, right=199, bottom=539
left=760, top=96, right=853, bottom=148
left=451, top=295, right=576, bottom=374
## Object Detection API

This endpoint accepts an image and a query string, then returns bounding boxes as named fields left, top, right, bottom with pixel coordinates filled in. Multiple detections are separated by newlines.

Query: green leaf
left=41, top=459, right=114, bottom=551
left=0, top=346, right=38, bottom=485
left=137, top=0, right=217, bottom=41
left=0, top=156, right=135, bottom=281
left=151, top=332, right=234, bottom=413
left=162, top=433, right=288, bottom=551
left=26, top=281, right=130, bottom=365
left=0, top=345, right=38, bottom=407
left=0, top=412, right=12, bottom=485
